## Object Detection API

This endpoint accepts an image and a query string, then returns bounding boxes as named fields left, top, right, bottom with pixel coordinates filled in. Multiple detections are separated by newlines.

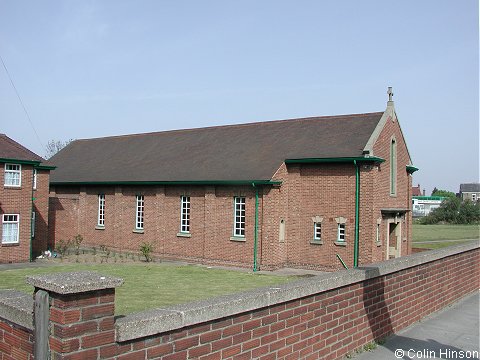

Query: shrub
left=73, top=234, right=83, bottom=255
left=140, top=242, right=154, bottom=262
left=55, top=239, right=70, bottom=257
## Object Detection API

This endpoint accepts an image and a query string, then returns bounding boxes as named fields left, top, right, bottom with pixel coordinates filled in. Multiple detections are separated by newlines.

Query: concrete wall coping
left=26, top=271, right=124, bottom=295
left=115, top=242, right=479, bottom=342
left=0, top=290, right=34, bottom=331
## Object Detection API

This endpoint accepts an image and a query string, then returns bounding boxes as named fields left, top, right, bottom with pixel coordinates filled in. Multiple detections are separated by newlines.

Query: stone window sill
left=334, top=241, right=347, bottom=247
left=95, top=225, right=105, bottom=230
left=376, top=241, right=382, bottom=247
left=230, top=236, right=246, bottom=242
left=132, top=229, right=144, bottom=234
left=177, top=232, right=191, bottom=238
left=2, top=242, right=19, bottom=247
left=310, top=240, right=323, bottom=245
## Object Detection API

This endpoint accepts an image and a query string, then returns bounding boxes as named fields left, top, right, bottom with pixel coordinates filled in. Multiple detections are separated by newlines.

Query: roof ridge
left=75, top=111, right=384, bottom=142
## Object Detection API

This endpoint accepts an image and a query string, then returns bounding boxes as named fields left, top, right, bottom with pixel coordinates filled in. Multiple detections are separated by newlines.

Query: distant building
left=412, top=184, right=425, bottom=197
left=412, top=196, right=444, bottom=218
left=0, top=134, right=55, bottom=263
left=459, top=183, right=480, bottom=202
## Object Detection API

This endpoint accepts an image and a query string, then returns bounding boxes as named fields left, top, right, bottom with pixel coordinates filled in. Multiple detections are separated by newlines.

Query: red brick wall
left=32, top=169, right=51, bottom=257
left=94, top=248, right=480, bottom=359
left=4, top=246, right=475, bottom=360
left=0, top=319, right=34, bottom=360
left=50, top=185, right=261, bottom=268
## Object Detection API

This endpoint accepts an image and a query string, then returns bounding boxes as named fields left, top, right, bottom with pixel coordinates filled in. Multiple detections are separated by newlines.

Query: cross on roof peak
left=387, top=87, right=394, bottom=101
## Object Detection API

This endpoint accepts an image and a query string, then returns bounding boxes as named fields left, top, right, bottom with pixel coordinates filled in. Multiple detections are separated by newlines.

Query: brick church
left=49, top=89, right=416, bottom=271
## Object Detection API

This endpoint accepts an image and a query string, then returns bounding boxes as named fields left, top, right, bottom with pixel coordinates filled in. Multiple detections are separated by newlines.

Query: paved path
left=353, top=291, right=480, bottom=360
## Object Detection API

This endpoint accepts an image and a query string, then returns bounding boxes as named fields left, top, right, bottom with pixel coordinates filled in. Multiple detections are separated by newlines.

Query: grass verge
left=413, top=224, right=479, bottom=242
left=0, top=263, right=296, bottom=315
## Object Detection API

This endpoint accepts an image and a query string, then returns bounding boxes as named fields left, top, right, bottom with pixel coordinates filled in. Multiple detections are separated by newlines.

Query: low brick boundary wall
left=0, top=242, right=478, bottom=359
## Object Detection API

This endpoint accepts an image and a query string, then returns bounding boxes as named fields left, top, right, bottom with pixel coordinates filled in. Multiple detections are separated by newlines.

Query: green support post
left=253, top=183, right=259, bottom=272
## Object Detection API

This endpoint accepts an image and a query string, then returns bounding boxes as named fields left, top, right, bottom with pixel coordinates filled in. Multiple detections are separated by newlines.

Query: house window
left=31, top=212, right=36, bottom=238
left=472, top=194, right=477, bottom=202
left=180, top=196, right=190, bottom=233
left=233, top=197, right=246, bottom=237
left=390, top=138, right=397, bottom=196
left=33, top=169, right=37, bottom=190
left=2, top=214, right=19, bottom=244
left=135, top=195, right=144, bottom=230
left=337, top=223, right=346, bottom=242
left=4, top=164, right=21, bottom=187
left=98, top=194, right=105, bottom=227
left=314, top=222, right=322, bottom=241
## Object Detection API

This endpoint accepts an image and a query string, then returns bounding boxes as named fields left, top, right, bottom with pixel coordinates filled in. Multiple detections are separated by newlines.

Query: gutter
left=285, top=156, right=385, bottom=164
left=50, top=180, right=282, bottom=186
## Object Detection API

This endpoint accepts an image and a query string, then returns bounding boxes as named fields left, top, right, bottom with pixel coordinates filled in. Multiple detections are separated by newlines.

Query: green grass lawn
left=413, top=224, right=479, bottom=242
left=0, top=263, right=295, bottom=315
left=412, top=224, right=479, bottom=249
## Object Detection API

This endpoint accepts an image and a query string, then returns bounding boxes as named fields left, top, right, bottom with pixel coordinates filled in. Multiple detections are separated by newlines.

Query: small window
left=233, top=197, right=246, bottom=237
left=5, top=164, right=21, bottom=187
left=98, top=194, right=105, bottom=227
left=135, top=195, right=144, bottom=230
left=33, top=169, right=37, bottom=190
left=314, top=222, right=322, bottom=241
left=472, top=194, right=477, bottom=202
left=180, top=196, right=190, bottom=233
left=337, top=223, right=346, bottom=242
left=2, top=214, right=19, bottom=244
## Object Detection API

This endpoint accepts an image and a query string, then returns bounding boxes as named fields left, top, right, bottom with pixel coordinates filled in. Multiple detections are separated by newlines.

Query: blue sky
left=0, top=0, right=478, bottom=194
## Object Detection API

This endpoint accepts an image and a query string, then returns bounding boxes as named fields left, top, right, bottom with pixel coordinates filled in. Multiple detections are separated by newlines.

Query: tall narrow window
left=314, top=222, right=322, bottom=241
left=135, top=195, right=144, bottom=230
left=233, top=197, right=246, bottom=237
left=337, top=223, right=346, bottom=242
left=4, top=164, right=21, bottom=187
left=31, top=212, right=36, bottom=238
left=180, top=196, right=190, bottom=233
left=98, top=194, right=105, bottom=227
left=2, top=214, right=19, bottom=244
left=33, top=169, right=37, bottom=190
left=390, top=138, right=397, bottom=195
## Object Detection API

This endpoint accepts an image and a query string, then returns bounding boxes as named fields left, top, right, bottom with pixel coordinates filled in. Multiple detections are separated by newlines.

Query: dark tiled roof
left=50, top=112, right=383, bottom=184
left=0, top=134, right=46, bottom=164
left=460, top=183, right=480, bottom=192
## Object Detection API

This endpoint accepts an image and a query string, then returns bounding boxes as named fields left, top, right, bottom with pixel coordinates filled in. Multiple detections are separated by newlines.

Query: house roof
left=0, top=134, right=48, bottom=166
left=459, top=183, right=480, bottom=193
left=50, top=112, right=384, bottom=184
left=412, top=184, right=422, bottom=197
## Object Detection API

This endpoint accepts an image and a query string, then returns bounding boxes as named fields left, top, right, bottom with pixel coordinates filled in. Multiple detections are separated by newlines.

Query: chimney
left=423, top=189, right=426, bottom=196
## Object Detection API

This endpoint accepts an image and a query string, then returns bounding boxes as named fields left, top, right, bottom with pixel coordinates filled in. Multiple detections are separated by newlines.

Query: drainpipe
left=252, top=182, right=259, bottom=272
left=353, top=160, right=360, bottom=267
left=30, top=170, right=35, bottom=262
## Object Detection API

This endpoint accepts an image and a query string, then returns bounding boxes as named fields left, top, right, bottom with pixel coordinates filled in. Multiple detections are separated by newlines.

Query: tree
left=431, top=188, right=456, bottom=199
left=457, top=200, right=480, bottom=224
left=420, top=197, right=480, bottom=224
left=45, top=139, right=73, bottom=159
